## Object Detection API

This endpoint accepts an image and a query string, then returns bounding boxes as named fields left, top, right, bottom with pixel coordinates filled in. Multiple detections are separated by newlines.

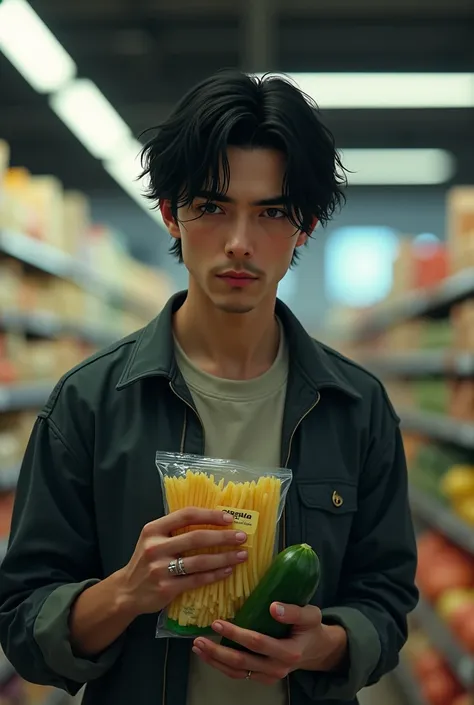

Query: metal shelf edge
left=409, top=486, right=474, bottom=554
left=0, top=230, right=154, bottom=321
left=347, top=267, right=474, bottom=340
left=0, top=383, right=53, bottom=412
left=400, top=409, right=474, bottom=449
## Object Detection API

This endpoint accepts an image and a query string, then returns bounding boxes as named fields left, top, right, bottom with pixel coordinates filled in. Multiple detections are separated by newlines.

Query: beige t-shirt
left=174, top=323, right=288, bottom=705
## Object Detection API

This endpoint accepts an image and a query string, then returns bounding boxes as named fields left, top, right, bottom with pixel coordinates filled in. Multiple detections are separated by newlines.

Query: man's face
left=162, top=147, right=308, bottom=314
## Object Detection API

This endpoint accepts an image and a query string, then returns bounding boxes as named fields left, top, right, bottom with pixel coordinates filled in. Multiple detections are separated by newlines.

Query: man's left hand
left=192, top=602, right=348, bottom=685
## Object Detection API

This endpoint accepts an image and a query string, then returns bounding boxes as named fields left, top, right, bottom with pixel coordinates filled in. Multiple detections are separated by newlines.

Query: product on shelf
left=402, top=629, right=466, bottom=705
left=416, top=530, right=474, bottom=655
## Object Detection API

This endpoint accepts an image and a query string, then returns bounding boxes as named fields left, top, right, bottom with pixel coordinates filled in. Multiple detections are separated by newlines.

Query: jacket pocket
left=296, top=480, right=358, bottom=604
left=297, top=480, right=358, bottom=515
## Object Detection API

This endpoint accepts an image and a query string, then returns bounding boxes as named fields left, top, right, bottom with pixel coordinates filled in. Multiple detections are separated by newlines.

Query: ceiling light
left=340, top=149, right=455, bottom=185
left=256, top=73, right=474, bottom=109
left=0, top=0, right=76, bottom=93
left=104, top=139, right=163, bottom=224
left=49, top=79, right=132, bottom=160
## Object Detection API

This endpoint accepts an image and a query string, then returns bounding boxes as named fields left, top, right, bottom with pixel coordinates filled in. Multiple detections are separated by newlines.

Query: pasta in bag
left=155, top=451, right=293, bottom=638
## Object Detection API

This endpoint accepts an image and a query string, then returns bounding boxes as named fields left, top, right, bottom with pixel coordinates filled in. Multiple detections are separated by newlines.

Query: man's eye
left=264, top=208, right=287, bottom=219
left=197, top=203, right=223, bottom=215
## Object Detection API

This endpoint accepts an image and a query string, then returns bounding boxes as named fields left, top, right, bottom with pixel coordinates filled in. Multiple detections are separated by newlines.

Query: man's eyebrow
left=195, top=190, right=289, bottom=207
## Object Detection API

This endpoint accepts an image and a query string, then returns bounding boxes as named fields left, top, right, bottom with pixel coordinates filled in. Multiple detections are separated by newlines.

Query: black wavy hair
left=140, top=69, right=347, bottom=265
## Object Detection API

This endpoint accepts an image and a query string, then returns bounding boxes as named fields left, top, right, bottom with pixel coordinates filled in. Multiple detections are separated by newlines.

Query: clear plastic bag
left=155, top=451, right=293, bottom=638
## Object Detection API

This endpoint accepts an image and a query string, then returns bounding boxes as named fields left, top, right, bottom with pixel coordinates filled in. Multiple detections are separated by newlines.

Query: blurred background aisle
left=1, top=0, right=474, bottom=704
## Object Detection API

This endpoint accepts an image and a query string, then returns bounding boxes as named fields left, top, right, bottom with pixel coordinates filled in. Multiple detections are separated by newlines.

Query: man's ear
left=160, top=199, right=181, bottom=238
left=296, top=218, right=318, bottom=247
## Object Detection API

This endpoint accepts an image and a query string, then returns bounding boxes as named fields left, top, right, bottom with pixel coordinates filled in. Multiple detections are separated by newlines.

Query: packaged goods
left=155, top=452, right=292, bottom=638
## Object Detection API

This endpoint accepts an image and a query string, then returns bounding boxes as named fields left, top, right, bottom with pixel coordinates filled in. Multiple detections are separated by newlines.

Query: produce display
left=403, top=629, right=470, bottom=705
left=324, top=186, right=474, bottom=704
left=417, top=530, right=474, bottom=654
left=220, top=543, right=320, bottom=651
left=408, top=440, right=474, bottom=526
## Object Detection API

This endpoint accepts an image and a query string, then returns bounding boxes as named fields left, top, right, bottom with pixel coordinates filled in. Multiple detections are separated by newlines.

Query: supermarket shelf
left=400, top=408, right=474, bottom=449
left=358, top=350, right=474, bottom=378
left=0, top=382, right=52, bottom=412
left=0, top=654, right=15, bottom=685
left=0, top=310, right=121, bottom=347
left=350, top=267, right=474, bottom=341
left=415, top=597, right=474, bottom=690
left=0, top=229, right=153, bottom=320
left=409, top=485, right=474, bottom=555
left=392, top=655, right=426, bottom=705
left=0, top=464, right=20, bottom=491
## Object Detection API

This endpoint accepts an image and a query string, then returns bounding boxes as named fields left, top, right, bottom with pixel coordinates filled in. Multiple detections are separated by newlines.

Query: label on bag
left=216, top=506, right=259, bottom=547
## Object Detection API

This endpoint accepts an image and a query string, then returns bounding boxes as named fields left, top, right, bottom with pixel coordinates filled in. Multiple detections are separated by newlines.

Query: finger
left=168, top=528, right=247, bottom=555
left=192, top=648, right=278, bottom=685
left=181, top=549, right=248, bottom=574
left=152, top=508, right=235, bottom=535
left=193, top=637, right=289, bottom=682
left=165, top=565, right=233, bottom=598
left=211, top=621, right=300, bottom=664
left=269, top=603, right=322, bottom=628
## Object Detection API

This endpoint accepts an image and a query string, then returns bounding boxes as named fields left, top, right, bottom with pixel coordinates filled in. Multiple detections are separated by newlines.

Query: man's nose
left=224, top=217, right=254, bottom=258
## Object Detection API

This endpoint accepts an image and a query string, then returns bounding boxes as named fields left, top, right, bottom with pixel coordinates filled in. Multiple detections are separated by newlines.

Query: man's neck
left=173, top=285, right=280, bottom=381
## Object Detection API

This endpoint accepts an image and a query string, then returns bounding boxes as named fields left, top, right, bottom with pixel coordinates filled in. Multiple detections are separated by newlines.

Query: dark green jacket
left=0, top=292, right=418, bottom=705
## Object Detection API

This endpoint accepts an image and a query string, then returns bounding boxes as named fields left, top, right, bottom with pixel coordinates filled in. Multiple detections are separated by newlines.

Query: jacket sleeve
left=294, top=420, right=419, bottom=701
left=0, top=414, right=124, bottom=694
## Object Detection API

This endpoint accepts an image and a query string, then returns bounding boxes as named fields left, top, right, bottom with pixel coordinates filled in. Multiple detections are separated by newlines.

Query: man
left=0, top=70, right=418, bottom=705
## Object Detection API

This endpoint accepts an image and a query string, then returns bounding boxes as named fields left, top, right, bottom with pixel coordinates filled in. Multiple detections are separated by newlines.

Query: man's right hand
left=116, top=508, right=248, bottom=617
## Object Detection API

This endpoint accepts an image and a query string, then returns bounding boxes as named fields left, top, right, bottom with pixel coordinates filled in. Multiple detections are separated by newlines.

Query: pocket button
left=332, top=490, right=344, bottom=508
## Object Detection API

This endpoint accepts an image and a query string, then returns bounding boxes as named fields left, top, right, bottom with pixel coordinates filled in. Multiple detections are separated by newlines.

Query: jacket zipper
left=162, top=381, right=206, bottom=705
left=282, top=390, right=321, bottom=705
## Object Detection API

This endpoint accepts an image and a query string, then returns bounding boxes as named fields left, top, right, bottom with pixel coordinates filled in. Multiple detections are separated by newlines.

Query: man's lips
left=217, top=271, right=257, bottom=279
left=217, top=272, right=258, bottom=287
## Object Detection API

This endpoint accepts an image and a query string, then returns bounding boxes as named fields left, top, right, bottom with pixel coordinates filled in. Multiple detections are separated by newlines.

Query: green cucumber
left=221, top=543, right=320, bottom=651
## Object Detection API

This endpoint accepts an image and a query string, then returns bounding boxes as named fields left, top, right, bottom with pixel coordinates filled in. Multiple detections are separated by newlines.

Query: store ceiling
left=1, top=0, right=474, bottom=194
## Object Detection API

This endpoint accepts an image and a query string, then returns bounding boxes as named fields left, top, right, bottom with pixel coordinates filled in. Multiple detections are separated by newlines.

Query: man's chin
left=215, top=301, right=255, bottom=314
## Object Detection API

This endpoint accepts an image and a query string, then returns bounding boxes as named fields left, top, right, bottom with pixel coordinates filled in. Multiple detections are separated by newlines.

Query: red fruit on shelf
left=421, top=670, right=462, bottom=705
left=450, top=602, right=474, bottom=635
left=413, top=647, right=445, bottom=679
left=421, top=555, right=474, bottom=603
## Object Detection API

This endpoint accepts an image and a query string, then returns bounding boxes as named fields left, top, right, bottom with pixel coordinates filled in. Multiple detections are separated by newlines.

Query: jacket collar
left=116, top=290, right=361, bottom=399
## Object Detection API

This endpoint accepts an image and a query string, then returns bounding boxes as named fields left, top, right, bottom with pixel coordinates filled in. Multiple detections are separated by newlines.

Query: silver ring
left=177, top=556, right=187, bottom=575
left=167, top=559, right=179, bottom=576
left=245, top=670, right=252, bottom=681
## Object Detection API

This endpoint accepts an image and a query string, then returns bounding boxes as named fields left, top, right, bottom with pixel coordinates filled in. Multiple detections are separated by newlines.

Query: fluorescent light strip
left=0, top=0, right=76, bottom=93
left=340, top=149, right=455, bottom=185
left=49, top=79, right=132, bottom=160
left=256, top=72, right=474, bottom=109
left=104, top=139, right=163, bottom=224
